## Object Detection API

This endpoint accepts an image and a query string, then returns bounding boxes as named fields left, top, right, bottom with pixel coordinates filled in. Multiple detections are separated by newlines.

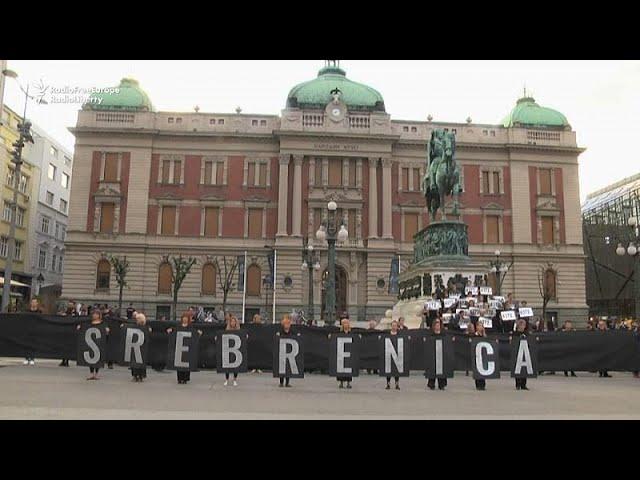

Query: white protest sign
left=501, top=310, right=517, bottom=321
left=480, top=317, right=493, bottom=328
left=442, top=313, right=452, bottom=324
left=465, top=286, right=479, bottom=295
left=480, top=286, right=493, bottom=296
left=519, top=307, right=534, bottom=318
left=443, top=298, right=457, bottom=309
left=426, top=300, right=442, bottom=311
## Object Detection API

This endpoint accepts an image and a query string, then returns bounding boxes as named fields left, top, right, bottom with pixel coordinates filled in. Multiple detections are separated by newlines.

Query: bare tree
left=213, top=256, right=239, bottom=315
left=109, top=255, right=130, bottom=318
left=537, top=262, right=557, bottom=331
left=169, top=255, right=197, bottom=322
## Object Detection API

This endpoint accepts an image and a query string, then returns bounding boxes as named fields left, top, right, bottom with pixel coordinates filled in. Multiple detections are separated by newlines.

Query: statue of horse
left=423, top=129, right=462, bottom=221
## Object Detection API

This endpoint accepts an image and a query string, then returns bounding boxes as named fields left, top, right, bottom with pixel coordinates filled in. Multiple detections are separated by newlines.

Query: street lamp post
left=316, top=201, right=348, bottom=326
left=1, top=69, right=39, bottom=312
left=488, top=250, right=512, bottom=297
left=615, top=216, right=640, bottom=319
left=301, top=240, right=320, bottom=322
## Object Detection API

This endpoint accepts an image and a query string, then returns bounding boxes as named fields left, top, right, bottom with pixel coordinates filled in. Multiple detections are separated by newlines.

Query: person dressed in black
left=224, top=315, right=241, bottom=386
left=426, top=319, right=447, bottom=391
left=337, top=317, right=354, bottom=389
left=385, top=320, right=401, bottom=390
left=77, top=311, right=110, bottom=380
left=512, top=319, right=529, bottom=390
left=278, top=315, right=294, bottom=388
left=561, top=321, right=577, bottom=377
left=398, top=317, right=409, bottom=331
left=167, top=313, right=203, bottom=384
left=130, top=313, right=151, bottom=382
left=23, top=298, right=43, bottom=366
left=596, top=320, right=612, bottom=378
left=126, top=303, right=136, bottom=321
left=366, top=319, right=379, bottom=375
left=474, top=322, right=488, bottom=390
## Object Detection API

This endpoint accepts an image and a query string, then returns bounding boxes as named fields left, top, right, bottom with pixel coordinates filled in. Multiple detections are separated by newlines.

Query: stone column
left=292, top=155, right=303, bottom=237
left=382, top=157, right=393, bottom=238
left=368, top=157, right=378, bottom=239
left=277, top=154, right=290, bottom=236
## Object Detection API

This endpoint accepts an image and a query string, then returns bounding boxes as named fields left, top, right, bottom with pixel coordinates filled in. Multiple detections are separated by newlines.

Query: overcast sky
left=3, top=60, right=639, bottom=203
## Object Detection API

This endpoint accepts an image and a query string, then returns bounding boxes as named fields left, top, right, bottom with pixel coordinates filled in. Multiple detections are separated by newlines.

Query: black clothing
left=225, top=372, right=238, bottom=380
left=279, top=376, right=290, bottom=387
left=89, top=367, right=99, bottom=374
left=475, top=379, right=486, bottom=390
left=515, top=377, right=528, bottom=389
left=177, top=370, right=190, bottom=383
left=126, top=307, right=135, bottom=320
left=427, top=378, right=447, bottom=390
left=131, top=367, right=146, bottom=380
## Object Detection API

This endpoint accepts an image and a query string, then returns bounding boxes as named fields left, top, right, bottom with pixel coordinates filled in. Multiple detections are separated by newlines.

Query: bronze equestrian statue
left=422, top=129, right=462, bottom=221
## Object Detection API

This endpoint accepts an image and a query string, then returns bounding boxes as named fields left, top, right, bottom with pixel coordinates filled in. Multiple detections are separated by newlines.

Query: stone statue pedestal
left=385, top=220, right=489, bottom=329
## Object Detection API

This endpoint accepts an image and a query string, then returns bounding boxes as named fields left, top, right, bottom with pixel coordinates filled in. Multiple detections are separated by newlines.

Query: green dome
left=287, top=64, right=385, bottom=112
left=84, top=78, right=154, bottom=112
left=502, top=96, right=569, bottom=129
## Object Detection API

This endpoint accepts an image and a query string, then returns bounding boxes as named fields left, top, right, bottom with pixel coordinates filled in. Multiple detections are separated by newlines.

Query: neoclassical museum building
left=62, top=61, right=588, bottom=324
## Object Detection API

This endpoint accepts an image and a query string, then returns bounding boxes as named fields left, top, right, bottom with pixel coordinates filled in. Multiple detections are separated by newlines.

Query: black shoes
left=395, top=384, right=400, bottom=390
left=385, top=384, right=390, bottom=390
left=346, top=383, right=352, bottom=389
left=438, top=386, right=446, bottom=391
left=427, top=384, right=435, bottom=390
left=339, top=382, right=344, bottom=389
left=521, top=386, right=529, bottom=390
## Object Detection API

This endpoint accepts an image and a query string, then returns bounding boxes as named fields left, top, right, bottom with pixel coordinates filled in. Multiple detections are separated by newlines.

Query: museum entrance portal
left=321, top=265, right=347, bottom=320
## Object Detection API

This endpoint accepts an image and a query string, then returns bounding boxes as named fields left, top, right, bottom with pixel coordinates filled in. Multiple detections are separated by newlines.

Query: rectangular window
left=247, top=162, right=255, bottom=186
left=402, top=168, right=409, bottom=191
left=46, top=191, right=54, bottom=205
left=161, top=206, right=176, bottom=235
left=0, top=237, right=7, bottom=258
left=404, top=213, right=419, bottom=241
left=541, top=216, right=554, bottom=245
left=492, top=171, right=500, bottom=194
left=61, top=225, right=66, bottom=241
left=204, top=161, right=213, bottom=185
left=48, top=164, right=56, bottom=181
left=315, top=160, right=323, bottom=186
left=61, top=172, right=70, bottom=189
left=6, top=169, right=15, bottom=188
left=540, top=168, right=553, bottom=195
left=19, top=175, right=27, bottom=193
left=258, top=163, right=267, bottom=187
left=55, top=222, right=60, bottom=239
left=64, top=156, right=72, bottom=167
left=247, top=208, right=263, bottom=239
left=16, top=207, right=24, bottom=227
left=104, top=153, right=118, bottom=181
left=313, top=209, right=322, bottom=234
left=204, top=207, right=219, bottom=237
left=39, top=249, right=47, bottom=269
left=173, top=160, right=182, bottom=184
left=348, top=210, right=356, bottom=239
left=14, top=241, right=22, bottom=260
left=328, top=158, right=342, bottom=187
left=58, top=256, right=64, bottom=273
left=100, top=203, right=115, bottom=234
left=60, top=199, right=67, bottom=213
left=216, top=162, right=224, bottom=185
left=51, top=254, right=57, bottom=272
left=41, top=216, right=50, bottom=234
left=3, top=202, right=12, bottom=222
left=486, top=215, right=500, bottom=243
left=50, top=146, right=58, bottom=157
left=349, top=160, right=356, bottom=187
left=482, top=171, right=490, bottom=194
left=161, top=160, right=171, bottom=183
left=413, top=168, right=421, bottom=192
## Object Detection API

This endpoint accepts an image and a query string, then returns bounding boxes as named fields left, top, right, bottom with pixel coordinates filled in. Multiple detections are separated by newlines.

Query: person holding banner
left=167, top=313, right=203, bottom=384
left=561, top=321, right=577, bottom=377
left=77, top=311, right=110, bottom=380
left=385, top=320, right=401, bottom=390
left=512, top=320, right=529, bottom=390
left=426, top=319, right=447, bottom=391
left=596, top=320, right=612, bottom=378
left=474, top=321, right=488, bottom=390
left=337, top=317, right=354, bottom=389
left=130, top=313, right=151, bottom=382
left=278, top=315, right=294, bottom=388
left=224, top=316, right=241, bottom=386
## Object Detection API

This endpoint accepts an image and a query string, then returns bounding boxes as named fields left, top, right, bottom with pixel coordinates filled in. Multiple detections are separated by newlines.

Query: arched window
left=201, top=263, right=216, bottom=296
left=246, top=264, right=261, bottom=297
left=96, top=259, right=111, bottom=289
left=544, top=269, right=557, bottom=301
left=158, top=262, right=173, bottom=295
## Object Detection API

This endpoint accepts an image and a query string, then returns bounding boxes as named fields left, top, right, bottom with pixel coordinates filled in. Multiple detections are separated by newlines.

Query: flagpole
left=272, top=249, right=277, bottom=324
left=241, top=250, right=247, bottom=324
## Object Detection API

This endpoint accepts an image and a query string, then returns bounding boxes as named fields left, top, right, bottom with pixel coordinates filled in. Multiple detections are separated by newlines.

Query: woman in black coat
left=511, top=319, right=529, bottom=390
left=426, top=319, right=447, bottom=391
left=336, top=318, right=353, bottom=389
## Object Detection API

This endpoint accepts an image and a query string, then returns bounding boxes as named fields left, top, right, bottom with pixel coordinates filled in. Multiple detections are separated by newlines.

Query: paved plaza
left=0, top=358, right=638, bottom=419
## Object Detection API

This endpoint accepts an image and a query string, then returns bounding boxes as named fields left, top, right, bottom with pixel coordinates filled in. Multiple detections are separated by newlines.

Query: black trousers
left=89, top=367, right=100, bottom=373
left=386, top=376, right=400, bottom=384
left=131, top=367, right=146, bottom=378
left=427, top=378, right=447, bottom=389
left=225, top=372, right=238, bottom=380
left=367, top=369, right=379, bottom=374
left=515, top=377, right=528, bottom=388
left=337, top=376, right=352, bottom=382
left=177, top=370, right=191, bottom=382
left=279, top=376, right=290, bottom=386
left=475, top=379, right=486, bottom=389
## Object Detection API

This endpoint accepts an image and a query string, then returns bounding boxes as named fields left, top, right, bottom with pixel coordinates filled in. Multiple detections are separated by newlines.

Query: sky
left=3, top=60, right=639, bottom=203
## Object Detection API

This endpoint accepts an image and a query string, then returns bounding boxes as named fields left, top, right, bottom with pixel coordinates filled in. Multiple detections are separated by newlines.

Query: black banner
left=215, top=331, right=248, bottom=373
left=328, top=333, right=361, bottom=378
left=120, top=325, right=150, bottom=368
left=510, top=337, right=538, bottom=379
left=272, top=332, right=304, bottom=378
left=1, top=314, right=640, bottom=373
left=76, top=324, right=107, bottom=368
left=378, top=334, right=411, bottom=377
left=424, top=335, right=455, bottom=379
left=166, top=327, right=200, bottom=371
left=471, top=337, right=501, bottom=380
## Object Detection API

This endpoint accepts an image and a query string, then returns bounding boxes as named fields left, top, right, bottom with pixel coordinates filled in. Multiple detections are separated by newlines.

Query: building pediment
left=94, top=184, right=121, bottom=198
left=481, top=202, right=504, bottom=211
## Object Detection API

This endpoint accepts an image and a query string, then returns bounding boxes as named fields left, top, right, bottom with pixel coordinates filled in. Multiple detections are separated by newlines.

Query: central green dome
left=84, top=78, right=154, bottom=112
left=502, top=95, right=569, bottom=129
left=287, top=64, right=385, bottom=112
